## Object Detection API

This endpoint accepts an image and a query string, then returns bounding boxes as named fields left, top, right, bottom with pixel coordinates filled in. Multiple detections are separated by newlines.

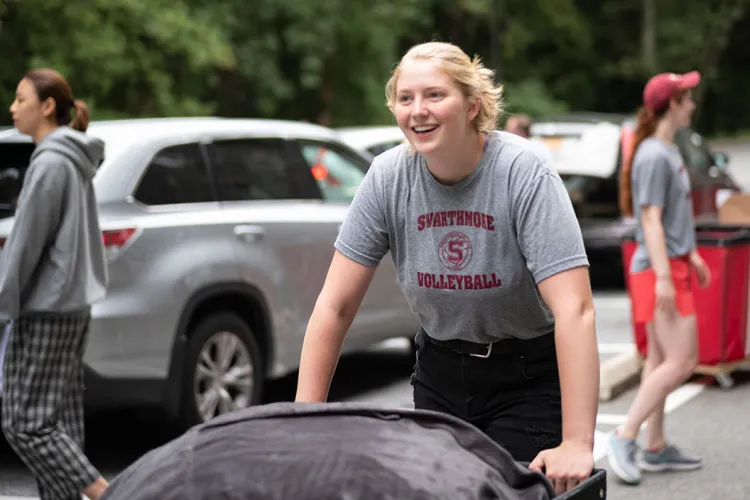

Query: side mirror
left=713, top=151, right=730, bottom=170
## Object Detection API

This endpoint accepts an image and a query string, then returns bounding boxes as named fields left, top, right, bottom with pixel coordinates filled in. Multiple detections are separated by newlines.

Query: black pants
left=411, top=328, right=563, bottom=463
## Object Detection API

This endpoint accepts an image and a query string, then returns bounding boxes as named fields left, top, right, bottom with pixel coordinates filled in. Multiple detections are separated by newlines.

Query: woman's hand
left=655, top=276, right=677, bottom=315
left=529, top=440, right=594, bottom=494
left=689, top=251, right=711, bottom=288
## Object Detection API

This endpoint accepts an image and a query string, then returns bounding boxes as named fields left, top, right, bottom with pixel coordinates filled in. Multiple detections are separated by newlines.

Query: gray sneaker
left=606, top=433, right=642, bottom=484
left=638, top=444, right=702, bottom=472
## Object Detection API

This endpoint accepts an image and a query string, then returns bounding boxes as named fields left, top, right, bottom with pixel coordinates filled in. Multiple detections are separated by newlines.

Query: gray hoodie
left=0, top=126, right=108, bottom=323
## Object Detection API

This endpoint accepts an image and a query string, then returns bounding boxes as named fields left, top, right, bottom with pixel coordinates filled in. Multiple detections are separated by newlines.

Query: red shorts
left=629, top=256, right=695, bottom=324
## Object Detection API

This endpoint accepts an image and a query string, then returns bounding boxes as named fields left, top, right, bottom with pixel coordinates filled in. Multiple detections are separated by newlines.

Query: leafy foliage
left=0, top=0, right=748, bottom=134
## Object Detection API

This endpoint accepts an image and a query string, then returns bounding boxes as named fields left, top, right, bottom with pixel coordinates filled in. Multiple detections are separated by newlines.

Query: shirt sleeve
left=633, top=152, right=671, bottom=209
left=0, top=159, right=67, bottom=323
left=514, top=172, right=590, bottom=284
left=333, top=159, right=390, bottom=267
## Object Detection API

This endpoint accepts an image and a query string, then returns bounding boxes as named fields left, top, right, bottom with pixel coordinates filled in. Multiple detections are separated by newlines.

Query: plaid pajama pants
left=1, top=312, right=101, bottom=500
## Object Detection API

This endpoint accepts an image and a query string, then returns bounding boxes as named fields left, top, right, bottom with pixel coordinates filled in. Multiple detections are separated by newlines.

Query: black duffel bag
left=101, top=402, right=606, bottom=500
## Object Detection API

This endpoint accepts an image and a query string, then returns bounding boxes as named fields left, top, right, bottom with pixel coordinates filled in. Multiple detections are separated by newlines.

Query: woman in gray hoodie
left=1, top=69, right=109, bottom=500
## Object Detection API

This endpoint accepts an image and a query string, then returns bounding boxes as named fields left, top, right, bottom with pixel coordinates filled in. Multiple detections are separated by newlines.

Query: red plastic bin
left=622, top=224, right=750, bottom=368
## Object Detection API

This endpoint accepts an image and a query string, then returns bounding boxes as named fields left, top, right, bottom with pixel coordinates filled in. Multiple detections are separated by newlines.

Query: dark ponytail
left=70, top=99, right=90, bottom=132
left=23, top=68, right=89, bottom=133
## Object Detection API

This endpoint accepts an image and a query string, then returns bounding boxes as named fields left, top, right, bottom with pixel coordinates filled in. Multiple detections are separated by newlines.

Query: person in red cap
left=607, top=71, right=710, bottom=485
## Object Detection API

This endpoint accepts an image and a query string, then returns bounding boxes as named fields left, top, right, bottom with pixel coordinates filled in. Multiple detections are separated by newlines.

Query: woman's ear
left=467, top=96, right=480, bottom=122
left=41, top=97, right=56, bottom=120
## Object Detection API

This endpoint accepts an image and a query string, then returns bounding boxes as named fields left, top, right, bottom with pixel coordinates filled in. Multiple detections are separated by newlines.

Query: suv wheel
left=180, top=311, right=263, bottom=428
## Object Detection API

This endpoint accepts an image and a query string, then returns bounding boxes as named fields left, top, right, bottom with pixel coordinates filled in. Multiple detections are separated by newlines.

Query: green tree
left=0, top=0, right=233, bottom=121
left=200, top=0, right=430, bottom=126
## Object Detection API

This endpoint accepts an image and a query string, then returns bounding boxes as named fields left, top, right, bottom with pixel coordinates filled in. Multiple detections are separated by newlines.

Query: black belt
left=424, top=332, right=555, bottom=359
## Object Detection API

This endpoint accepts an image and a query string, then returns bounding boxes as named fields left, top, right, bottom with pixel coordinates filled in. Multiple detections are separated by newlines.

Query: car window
left=675, top=128, right=713, bottom=173
left=134, top=143, right=215, bottom=206
left=297, top=142, right=368, bottom=203
left=210, top=138, right=318, bottom=202
left=367, top=140, right=404, bottom=157
left=0, top=141, right=36, bottom=218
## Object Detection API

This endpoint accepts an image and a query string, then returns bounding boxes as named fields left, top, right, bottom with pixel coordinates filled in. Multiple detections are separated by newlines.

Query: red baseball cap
left=643, top=71, right=701, bottom=111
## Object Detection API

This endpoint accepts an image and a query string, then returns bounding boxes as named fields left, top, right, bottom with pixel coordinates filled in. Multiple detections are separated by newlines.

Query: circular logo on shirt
left=438, top=231, right=473, bottom=271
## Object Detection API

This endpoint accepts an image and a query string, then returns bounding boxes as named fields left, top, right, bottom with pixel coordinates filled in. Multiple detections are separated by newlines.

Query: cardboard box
left=718, top=193, right=750, bottom=225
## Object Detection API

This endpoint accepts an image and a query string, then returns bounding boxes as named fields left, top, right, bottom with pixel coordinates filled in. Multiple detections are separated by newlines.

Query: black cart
left=557, top=468, right=607, bottom=499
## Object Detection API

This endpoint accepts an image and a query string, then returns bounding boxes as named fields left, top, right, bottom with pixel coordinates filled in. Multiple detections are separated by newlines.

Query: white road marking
left=597, top=343, right=635, bottom=355
left=370, top=337, right=412, bottom=351
left=596, top=413, right=627, bottom=425
left=592, top=294, right=630, bottom=308
left=593, top=430, right=610, bottom=463
left=663, top=381, right=706, bottom=413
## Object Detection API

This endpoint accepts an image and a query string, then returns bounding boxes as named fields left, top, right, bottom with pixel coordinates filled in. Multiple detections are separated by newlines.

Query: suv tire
left=179, top=311, right=263, bottom=429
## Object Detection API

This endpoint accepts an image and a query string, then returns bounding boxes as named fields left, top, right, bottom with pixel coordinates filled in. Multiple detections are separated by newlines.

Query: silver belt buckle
left=470, top=342, right=493, bottom=359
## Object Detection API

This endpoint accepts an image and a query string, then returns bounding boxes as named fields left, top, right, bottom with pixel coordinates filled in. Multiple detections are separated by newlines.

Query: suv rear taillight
left=102, top=228, right=136, bottom=248
left=102, top=227, right=137, bottom=259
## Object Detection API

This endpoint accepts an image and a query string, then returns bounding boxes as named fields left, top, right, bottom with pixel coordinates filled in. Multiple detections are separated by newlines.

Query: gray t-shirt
left=334, top=131, right=589, bottom=344
left=630, top=137, right=696, bottom=273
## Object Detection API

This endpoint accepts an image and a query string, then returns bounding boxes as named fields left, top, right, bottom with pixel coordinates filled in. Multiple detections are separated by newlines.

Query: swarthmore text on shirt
left=417, top=210, right=496, bottom=232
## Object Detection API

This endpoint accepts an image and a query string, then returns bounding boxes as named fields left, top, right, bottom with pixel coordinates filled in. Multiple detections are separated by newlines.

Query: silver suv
left=0, top=118, right=419, bottom=428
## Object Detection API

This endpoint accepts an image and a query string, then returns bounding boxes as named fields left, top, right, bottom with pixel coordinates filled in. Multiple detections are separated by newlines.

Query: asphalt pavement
left=0, top=139, right=747, bottom=499
left=598, top=372, right=750, bottom=500
left=1, top=285, right=747, bottom=499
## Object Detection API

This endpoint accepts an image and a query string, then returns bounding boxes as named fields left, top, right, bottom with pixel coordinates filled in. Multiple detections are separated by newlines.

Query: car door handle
left=234, top=225, right=265, bottom=243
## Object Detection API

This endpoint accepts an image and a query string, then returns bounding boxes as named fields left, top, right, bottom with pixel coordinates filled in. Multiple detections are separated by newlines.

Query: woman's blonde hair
left=385, top=42, right=504, bottom=133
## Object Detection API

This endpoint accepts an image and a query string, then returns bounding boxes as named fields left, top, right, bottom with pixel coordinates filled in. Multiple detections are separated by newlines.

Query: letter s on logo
left=447, top=240, right=464, bottom=262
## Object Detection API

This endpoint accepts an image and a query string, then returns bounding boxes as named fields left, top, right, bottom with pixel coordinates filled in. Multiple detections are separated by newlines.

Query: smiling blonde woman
left=295, top=42, right=600, bottom=495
